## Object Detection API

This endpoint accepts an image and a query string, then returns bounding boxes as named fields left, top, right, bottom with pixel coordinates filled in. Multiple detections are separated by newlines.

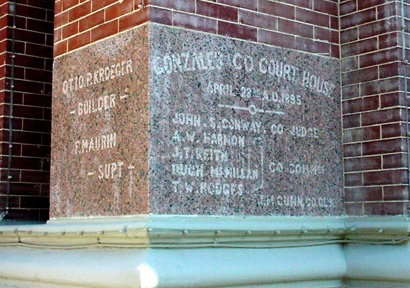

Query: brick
left=26, top=43, right=53, bottom=58
left=377, top=2, right=399, bottom=19
left=10, top=79, right=45, bottom=95
left=45, top=34, right=53, bottom=46
left=345, top=187, right=383, bottom=202
left=5, top=66, right=24, bottom=79
left=0, top=142, right=21, bottom=157
left=40, top=184, right=49, bottom=196
left=43, top=108, right=52, bottom=122
left=343, top=113, right=361, bottom=129
left=13, top=54, right=47, bottom=70
left=278, top=18, right=313, bottom=38
left=359, top=19, right=399, bottom=40
left=79, top=10, right=105, bottom=32
left=345, top=203, right=364, bottom=216
left=119, top=9, right=149, bottom=32
left=3, top=130, right=44, bottom=145
left=18, top=4, right=47, bottom=20
left=20, top=196, right=49, bottom=209
left=54, top=10, right=69, bottom=29
left=258, top=29, right=295, bottom=50
left=332, top=15, right=341, bottom=31
left=382, top=122, right=406, bottom=139
left=197, top=1, right=238, bottom=22
left=22, top=144, right=50, bottom=158
left=0, top=183, right=41, bottom=196
left=341, top=56, right=359, bottom=72
left=380, top=92, right=401, bottom=108
left=12, top=16, right=27, bottom=32
left=0, top=169, right=20, bottom=181
left=23, top=94, right=51, bottom=108
left=360, top=78, right=401, bottom=96
left=69, top=1, right=91, bottom=22
left=341, top=38, right=378, bottom=58
left=218, top=0, right=257, bottom=11
left=341, top=84, right=359, bottom=100
left=24, top=68, right=52, bottom=83
left=10, top=157, right=44, bottom=170
left=5, top=208, right=47, bottom=222
left=8, top=105, right=44, bottom=119
left=379, top=62, right=400, bottom=79
left=2, top=91, right=24, bottom=105
left=91, top=20, right=118, bottom=42
left=23, top=119, right=51, bottom=133
left=218, top=21, right=257, bottom=41
left=296, top=7, right=329, bottom=27
left=405, top=19, right=410, bottom=34
left=149, top=7, right=172, bottom=25
left=359, top=48, right=400, bottom=68
left=258, top=0, right=295, bottom=19
left=68, top=30, right=90, bottom=51
left=62, top=21, right=78, bottom=39
left=15, top=29, right=47, bottom=45
left=342, top=96, right=379, bottom=114
left=27, top=18, right=54, bottom=34
left=314, top=27, right=336, bottom=43
left=384, top=185, right=409, bottom=201
left=383, top=153, right=407, bottom=169
left=55, top=0, right=62, bottom=14
left=358, top=0, right=391, bottom=10
left=46, top=9, right=54, bottom=22
left=340, top=1, right=357, bottom=15
left=92, top=0, right=117, bottom=12
left=364, top=202, right=407, bottom=216
left=149, top=0, right=196, bottom=13
left=314, top=0, right=337, bottom=15
left=361, top=108, right=403, bottom=126
left=379, top=33, right=399, bottom=49
left=362, top=138, right=406, bottom=155
left=345, top=172, right=363, bottom=186
left=363, top=169, right=408, bottom=186
left=105, top=1, right=133, bottom=21
left=0, top=117, right=22, bottom=130
left=344, top=156, right=382, bottom=172
left=341, top=8, right=377, bottom=30
left=173, top=12, right=217, bottom=34
left=20, top=170, right=50, bottom=183
left=62, top=0, right=79, bottom=11
left=341, top=66, right=378, bottom=85
left=0, top=196, right=20, bottom=209
left=239, top=10, right=277, bottom=31
left=343, top=126, right=380, bottom=143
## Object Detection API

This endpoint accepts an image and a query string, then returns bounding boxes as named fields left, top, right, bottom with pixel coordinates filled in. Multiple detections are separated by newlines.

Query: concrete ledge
left=1, top=216, right=410, bottom=287
left=345, top=242, right=410, bottom=283
left=0, top=245, right=345, bottom=288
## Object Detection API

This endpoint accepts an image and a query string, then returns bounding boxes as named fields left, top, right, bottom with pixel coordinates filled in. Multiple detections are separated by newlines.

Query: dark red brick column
left=341, top=1, right=409, bottom=215
left=0, top=1, right=53, bottom=221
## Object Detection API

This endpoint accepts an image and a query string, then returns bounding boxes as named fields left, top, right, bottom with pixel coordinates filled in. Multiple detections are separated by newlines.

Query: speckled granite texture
left=149, top=24, right=342, bottom=216
left=51, top=23, right=342, bottom=218
left=51, top=26, right=150, bottom=218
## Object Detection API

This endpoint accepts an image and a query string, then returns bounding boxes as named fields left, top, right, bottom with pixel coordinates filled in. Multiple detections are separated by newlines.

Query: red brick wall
left=54, top=0, right=339, bottom=57
left=341, top=0, right=409, bottom=215
left=54, top=0, right=148, bottom=57
left=0, top=1, right=54, bottom=221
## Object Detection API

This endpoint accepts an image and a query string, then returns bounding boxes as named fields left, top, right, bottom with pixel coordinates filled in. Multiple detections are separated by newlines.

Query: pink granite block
left=51, top=24, right=342, bottom=218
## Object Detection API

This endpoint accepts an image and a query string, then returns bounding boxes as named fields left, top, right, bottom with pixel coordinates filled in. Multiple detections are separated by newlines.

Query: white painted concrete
left=0, top=216, right=410, bottom=287
left=0, top=245, right=345, bottom=288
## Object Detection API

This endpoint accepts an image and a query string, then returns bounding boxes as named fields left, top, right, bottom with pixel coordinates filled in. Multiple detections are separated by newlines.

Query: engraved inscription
left=150, top=27, right=342, bottom=216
